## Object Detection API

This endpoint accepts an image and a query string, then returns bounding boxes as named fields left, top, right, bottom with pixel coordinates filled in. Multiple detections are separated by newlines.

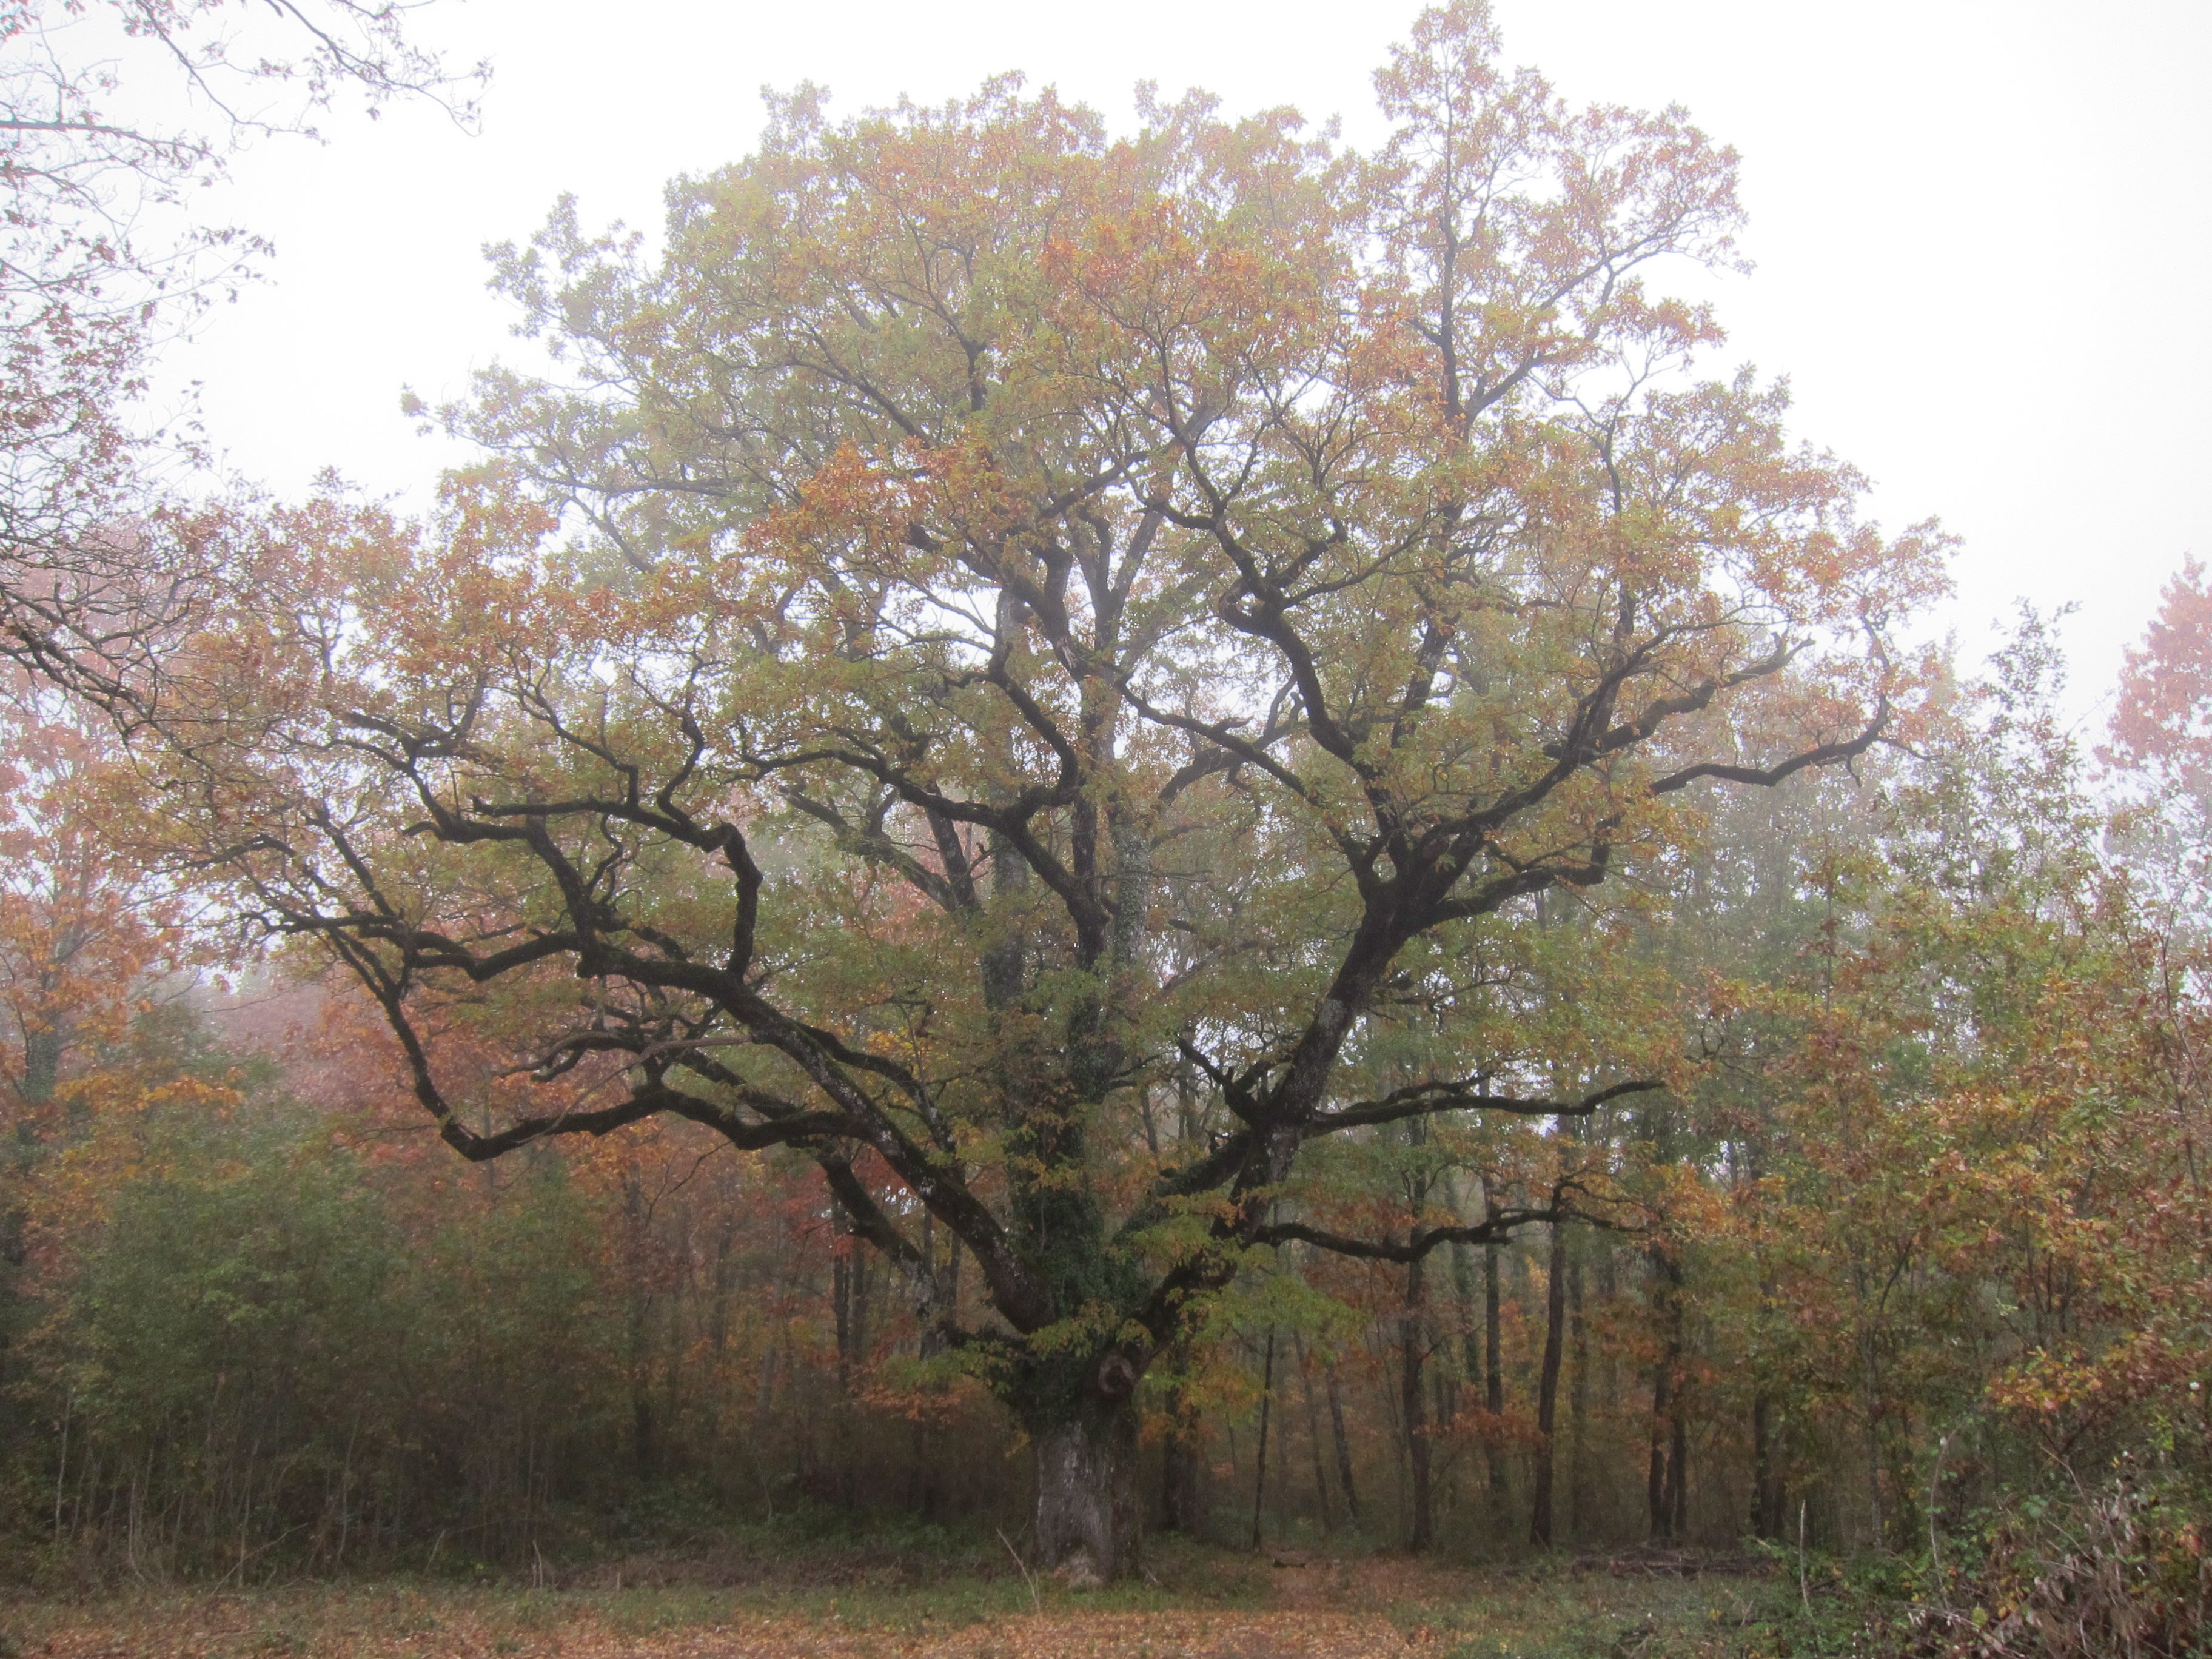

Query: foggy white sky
left=154, top=0, right=2211, bottom=728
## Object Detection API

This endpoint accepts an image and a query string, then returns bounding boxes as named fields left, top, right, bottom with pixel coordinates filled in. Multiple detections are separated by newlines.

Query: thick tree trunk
left=1033, top=1403, right=1140, bottom=1585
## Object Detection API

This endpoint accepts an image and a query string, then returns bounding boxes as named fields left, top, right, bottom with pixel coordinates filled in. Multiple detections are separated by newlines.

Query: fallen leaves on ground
left=2, top=1550, right=1801, bottom=1659
left=17, top=1607, right=1423, bottom=1659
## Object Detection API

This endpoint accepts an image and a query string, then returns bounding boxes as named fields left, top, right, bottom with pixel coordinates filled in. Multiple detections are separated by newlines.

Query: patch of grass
left=1387, top=1564, right=1843, bottom=1659
left=1, top=1545, right=1913, bottom=1658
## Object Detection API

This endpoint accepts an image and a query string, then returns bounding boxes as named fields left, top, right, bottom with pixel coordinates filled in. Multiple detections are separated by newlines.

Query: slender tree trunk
left=625, top=1173, right=657, bottom=1477
left=1669, top=1399, right=1689, bottom=1539
left=850, top=1247, right=870, bottom=1373
left=1751, top=1392, right=1783, bottom=1540
left=1157, top=1384, right=1194, bottom=1535
left=1156, top=1343, right=1201, bottom=1537
left=1485, top=1237, right=1508, bottom=1510
left=1530, top=1220, right=1567, bottom=1547
left=832, top=1250, right=853, bottom=1392
left=1401, top=1252, right=1433, bottom=1550
left=1860, top=1313, right=1888, bottom=1547
left=706, top=1225, right=735, bottom=1362
left=1158, top=1419, right=1186, bottom=1535
left=912, top=1215, right=942, bottom=1517
left=1599, top=1241, right=1620, bottom=1415
left=1567, top=1236, right=1589, bottom=1541
left=1250, top=1329, right=1275, bottom=1550
left=1295, top=1337, right=1334, bottom=1534
left=1450, top=1239, right=1483, bottom=1390
left=918, top=1211, right=937, bottom=1354
left=21, top=1025, right=59, bottom=1108
left=940, top=1233, right=964, bottom=1334
left=1647, top=1247, right=1684, bottom=1541
left=1326, top=1369, right=1361, bottom=1525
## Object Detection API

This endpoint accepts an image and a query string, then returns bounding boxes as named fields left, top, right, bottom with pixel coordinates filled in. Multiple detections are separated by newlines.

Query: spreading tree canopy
left=136, top=1, right=1943, bottom=1577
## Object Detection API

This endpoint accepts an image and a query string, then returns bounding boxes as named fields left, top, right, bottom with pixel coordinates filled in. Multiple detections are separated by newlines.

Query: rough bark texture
left=1034, top=1405, right=1140, bottom=1586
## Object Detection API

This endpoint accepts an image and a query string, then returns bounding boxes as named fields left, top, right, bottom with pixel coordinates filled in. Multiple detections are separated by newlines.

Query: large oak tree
left=139, top=1, right=1940, bottom=1577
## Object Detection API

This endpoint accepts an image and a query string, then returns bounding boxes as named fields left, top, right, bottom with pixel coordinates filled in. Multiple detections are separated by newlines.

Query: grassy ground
left=0, top=1540, right=1879, bottom=1658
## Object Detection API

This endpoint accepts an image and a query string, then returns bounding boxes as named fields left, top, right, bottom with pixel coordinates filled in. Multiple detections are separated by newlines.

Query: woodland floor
left=1, top=1540, right=1869, bottom=1659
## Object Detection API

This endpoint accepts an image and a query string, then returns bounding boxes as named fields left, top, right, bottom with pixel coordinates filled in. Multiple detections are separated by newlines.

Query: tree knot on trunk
left=1094, top=1352, right=1139, bottom=1401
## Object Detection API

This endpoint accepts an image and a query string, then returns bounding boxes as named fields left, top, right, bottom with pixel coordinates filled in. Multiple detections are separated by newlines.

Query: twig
left=1927, top=1430, right=1951, bottom=1609
left=997, top=1527, right=1041, bottom=1615
left=1799, top=1498, right=1821, bottom=1654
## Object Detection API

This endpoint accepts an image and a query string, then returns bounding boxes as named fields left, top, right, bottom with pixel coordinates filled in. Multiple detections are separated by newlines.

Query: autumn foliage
left=0, top=3, right=2202, bottom=1653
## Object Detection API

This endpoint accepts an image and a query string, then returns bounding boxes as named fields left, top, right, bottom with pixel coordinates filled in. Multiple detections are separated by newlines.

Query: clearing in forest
left=3, top=1547, right=1846, bottom=1658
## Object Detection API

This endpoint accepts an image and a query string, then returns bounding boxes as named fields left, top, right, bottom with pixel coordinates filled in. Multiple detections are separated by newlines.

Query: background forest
left=3, top=592, right=2208, bottom=1644
left=0, top=4, right=2205, bottom=1658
